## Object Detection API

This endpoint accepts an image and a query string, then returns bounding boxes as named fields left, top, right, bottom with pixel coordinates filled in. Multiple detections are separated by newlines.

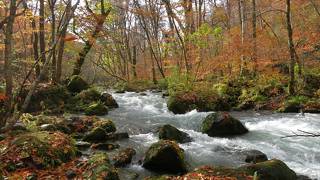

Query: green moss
left=83, top=153, right=119, bottom=180
left=239, top=159, right=297, bottom=180
left=84, top=102, right=108, bottom=116
left=93, top=120, right=116, bottom=133
left=143, top=140, right=187, bottom=173
left=1, top=131, right=77, bottom=169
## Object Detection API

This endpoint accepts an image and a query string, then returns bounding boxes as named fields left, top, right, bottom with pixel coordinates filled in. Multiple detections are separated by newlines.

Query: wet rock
left=115, top=90, right=125, bottom=93
left=143, top=140, right=187, bottom=174
left=83, top=127, right=106, bottom=142
left=82, top=152, right=119, bottom=180
left=94, top=120, right=117, bottom=133
left=91, top=143, right=120, bottom=151
left=40, top=124, right=57, bottom=131
left=65, top=169, right=77, bottom=179
left=84, top=102, right=108, bottom=116
left=105, top=132, right=129, bottom=141
left=243, top=150, right=268, bottom=163
left=140, top=92, right=147, bottom=96
left=76, top=141, right=91, bottom=150
left=239, top=159, right=297, bottom=180
left=113, top=148, right=136, bottom=167
left=202, top=112, right=248, bottom=137
left=67, top=75, right=89, bottom=93
left=101, top=92, right=119, bottom=108
left=158, top=124, right=192, bottom=143
left=162, top=92, right=169, bottom=98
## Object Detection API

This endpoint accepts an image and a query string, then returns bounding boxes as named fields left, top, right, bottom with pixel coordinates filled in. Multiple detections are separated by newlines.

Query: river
left=103, top=91, right=320, bottom=179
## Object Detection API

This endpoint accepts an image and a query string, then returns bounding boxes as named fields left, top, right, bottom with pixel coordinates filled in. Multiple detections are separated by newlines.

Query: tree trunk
left=72, top=1, right=111, bottom=76
left=286, top=0, right=296, bottom=95
left=132, top=45, right=137, bottom=78
left=31, top=19, right=40, bottom=76
left=49, top=0, right=57, bottom=82
left=252, top=0, right=257, bottom=73
left=39, top=0, right=47, bottom=80
left=1, top=0, right=17, bottom=127
left=239, top=0, right=246, bottom=76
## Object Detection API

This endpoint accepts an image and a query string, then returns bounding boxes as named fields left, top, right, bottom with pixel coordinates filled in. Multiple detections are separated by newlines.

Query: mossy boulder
left=242, top=150, right=268, bottom=163
left=0, top=131, right=77, bottom=170
left=158, top=124, right=192, bottom=143
left=91, top=143, right=120, bottom=151
left=202, top=112, right=248, bottom=137
left=278, top=96, right=309, bottom=113
left=21, top=84, right=71, bottom=114
left=113, top=148, right=136, bottom=167
left=82, top=153, right=119, bottom=180
left=67, top=75, right=89, bottom=93
left=304, top=100, right=320, bottom=113
left=101, top=92, right=119, bottom=108
left=239, top=159, right=297, bottom=180
left=167, top=91, right=230, bottom=114
left=143, top=140, right=187, bottom=174
left=83, top=120, right=116, bottom=142
left=84, top=102, right=108, bottom=116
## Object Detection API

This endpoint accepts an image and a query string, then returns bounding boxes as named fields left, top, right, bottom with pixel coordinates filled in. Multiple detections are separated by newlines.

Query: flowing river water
left=102, top=91, right=320, bottom=179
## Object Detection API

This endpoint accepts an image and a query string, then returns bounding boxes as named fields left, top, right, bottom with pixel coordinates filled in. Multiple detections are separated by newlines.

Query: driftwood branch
left=282, top=129, right=320, bottom=138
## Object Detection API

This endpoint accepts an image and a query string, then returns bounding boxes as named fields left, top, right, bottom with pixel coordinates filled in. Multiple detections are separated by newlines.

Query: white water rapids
left=104, top=91, right=320, bottom=179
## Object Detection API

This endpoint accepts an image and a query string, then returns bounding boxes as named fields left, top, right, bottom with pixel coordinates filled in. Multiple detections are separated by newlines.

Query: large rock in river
left=202, top=112, right=248, bottom=137
left=83, top=120, right=116, bottom=142
left=143, top=140, right=187, bottom=174
left=101, top=92, right=119, bottom=108
left=239, top=159, right=297, bottom=180
left=158, top=124, right=192, bottom=143
left=84, top=102, right=108, bottom=116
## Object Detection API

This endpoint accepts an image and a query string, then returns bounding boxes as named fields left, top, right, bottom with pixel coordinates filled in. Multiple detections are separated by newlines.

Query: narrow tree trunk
left=39, top=0, right=47, bottom=80
left=252, top=0, right=257, bottom=73
left=2, top=0, right=17, bottom=127
left=31, top=19, right=40, bottom=76
left=286, top=0, right=296, bottom=95
left=239, top=0, right=246, bottom=76
left=50, top=0, right=57, bottom=82
left=132, top=45, right=137, bottom=78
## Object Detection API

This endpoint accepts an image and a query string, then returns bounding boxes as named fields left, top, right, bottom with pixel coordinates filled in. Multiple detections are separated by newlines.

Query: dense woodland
left=0, top=0, right=320, bottom=179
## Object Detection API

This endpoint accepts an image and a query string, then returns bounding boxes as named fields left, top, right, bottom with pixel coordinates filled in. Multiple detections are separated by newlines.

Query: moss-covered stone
left=83, top=152, right=119, bottom=180
left=239, top=159, right=297, bottom=180
left=167, top=91, right=231, bottom=114
left=0, top=131, right=77, bottom=170
left=202, top=112, right=248, bottom=137
left=143, top=140, right=187, bottom=174
left=67, top=75, right=89, bottom=93
left=158, top=124, right=192, bottom=143
left=101, top=92, right=119, bottom=108
left=278, top=96, right=308, bottom=113
left=304, top=100, right=320, bottom=113
left=84, top=102, right=108, bottom=116
left=83, top=127, right=107, bottom=142
left=93, top=120, right=116, bottom=133
left=21, top=84, right=71, bottom=114
left=113, top=148, right=136, bottom=167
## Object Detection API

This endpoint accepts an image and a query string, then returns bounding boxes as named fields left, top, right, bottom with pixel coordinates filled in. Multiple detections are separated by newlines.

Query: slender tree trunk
left=39, top=0, right=47, bottom=80
left=49, top=0, right=57, bottom=82
left=2, top=0, right=17, bottom=127
left=132, top=45, right=137, bottom=78
left=286, top=0, right=296, bottom=95
left=252, top=0, right=257, bottom=73
left=31, top=19, right=40, bottom=76
left=239, top=0, right=246, bottom=76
